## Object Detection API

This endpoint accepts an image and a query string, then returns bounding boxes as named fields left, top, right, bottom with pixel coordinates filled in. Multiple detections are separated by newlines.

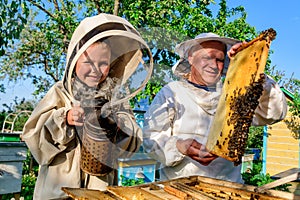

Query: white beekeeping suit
left=22, top=13, right=153, bottom=199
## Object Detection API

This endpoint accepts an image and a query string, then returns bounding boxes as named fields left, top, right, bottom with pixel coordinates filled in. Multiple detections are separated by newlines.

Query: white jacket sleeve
left=143, top=86, right=185, bottom=167
left=252, top=75, right=287, bottom=126
left=22, top=84, right=76, bottom=165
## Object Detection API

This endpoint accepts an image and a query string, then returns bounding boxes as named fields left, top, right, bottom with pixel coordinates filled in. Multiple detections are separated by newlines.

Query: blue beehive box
left=117, top=152, right=157, bottom=186
left=245, top=148, right=261, bottom=160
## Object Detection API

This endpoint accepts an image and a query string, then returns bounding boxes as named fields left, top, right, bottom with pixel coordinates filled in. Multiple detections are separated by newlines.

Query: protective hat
left=172, top=33, right=239, bottom=77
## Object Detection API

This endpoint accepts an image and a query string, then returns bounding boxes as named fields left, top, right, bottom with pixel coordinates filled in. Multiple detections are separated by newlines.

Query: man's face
left=188, top=41, right=225, bottom=86
left=75, top=42, right=111, bottom=87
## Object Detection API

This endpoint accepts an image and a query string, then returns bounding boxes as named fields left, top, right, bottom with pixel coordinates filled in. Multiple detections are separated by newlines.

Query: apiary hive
left=206, top=28, right=277, bottom=165
left=62, top=175, right=300, bottom=199
left=0, top=141, right=27, bottom=196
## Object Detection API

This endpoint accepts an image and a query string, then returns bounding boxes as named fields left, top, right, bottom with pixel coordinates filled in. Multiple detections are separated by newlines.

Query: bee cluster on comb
left=226, top=74, right=265, bottom=164
left=206, top=28, right=276, bottom=165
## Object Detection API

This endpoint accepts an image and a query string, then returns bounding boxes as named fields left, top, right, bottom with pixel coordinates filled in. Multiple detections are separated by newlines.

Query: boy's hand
left=67, top=104, right=84, bottom=126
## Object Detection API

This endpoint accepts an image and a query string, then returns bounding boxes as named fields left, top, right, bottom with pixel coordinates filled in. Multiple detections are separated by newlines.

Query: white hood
left=63, top=13, right=153, bottom=105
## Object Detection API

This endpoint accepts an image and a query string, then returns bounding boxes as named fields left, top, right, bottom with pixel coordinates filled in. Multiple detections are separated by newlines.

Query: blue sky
left=0, top=0, right=299, bottom=110
left=229, top=0, right=300, bottom=80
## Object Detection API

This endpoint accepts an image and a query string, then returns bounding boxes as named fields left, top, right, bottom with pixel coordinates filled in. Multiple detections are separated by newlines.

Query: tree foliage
left=0, top=0, right=29, bottom=56
left=1, top=0, right=299, bottom=120
left=0, top=0, right=29, bottom=91
left=246, top=126, right=264, bottom=149
left=266, top=60, right=300, bottom=130
left=0, top=0, right=258, bottom=100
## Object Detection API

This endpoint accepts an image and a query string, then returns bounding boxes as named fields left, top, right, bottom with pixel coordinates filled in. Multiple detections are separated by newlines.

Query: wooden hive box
left=265, top=89, right=300, bottom=175
left=265, top=89, right=300, bottom=195
left=0, top=141, right=27, bottom=195
left=62, top=176, right=300, bottom=200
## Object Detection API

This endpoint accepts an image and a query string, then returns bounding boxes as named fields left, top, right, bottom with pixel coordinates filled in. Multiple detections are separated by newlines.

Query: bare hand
left=176, top=138, right=218, bottom=166
left=67, top=105, right=84, bottom=126
left=227, top=41, right=247, bottom=59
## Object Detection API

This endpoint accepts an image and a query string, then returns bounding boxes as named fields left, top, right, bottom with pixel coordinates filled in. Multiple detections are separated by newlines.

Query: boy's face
left=75, top=42, right=111, bottom=87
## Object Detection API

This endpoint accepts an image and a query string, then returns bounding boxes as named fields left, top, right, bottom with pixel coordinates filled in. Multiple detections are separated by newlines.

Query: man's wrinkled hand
left=227, top=41, right=247, bottom=59
left=176, top=138, right=218, bottom=166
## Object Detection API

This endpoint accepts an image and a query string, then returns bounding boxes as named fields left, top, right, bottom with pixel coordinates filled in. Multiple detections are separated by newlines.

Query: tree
left=120, top=0, right=257, bottom=104
left=0, top=0, right=257, bottom=102
left=0, top=0, right=29, bottom=92
left=266, top=61, right=300, bottom=136
left=0, top=0, right=29, bottom=56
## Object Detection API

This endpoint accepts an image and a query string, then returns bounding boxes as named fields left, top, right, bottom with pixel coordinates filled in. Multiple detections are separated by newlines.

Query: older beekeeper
left=143, top=33, right=287, bottom=183
left=22, top=13, right=153, bottom=199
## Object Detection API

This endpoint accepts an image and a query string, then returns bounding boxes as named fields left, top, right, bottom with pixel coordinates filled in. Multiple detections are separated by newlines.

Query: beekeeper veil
left=63, top=13, right=153, bottom=106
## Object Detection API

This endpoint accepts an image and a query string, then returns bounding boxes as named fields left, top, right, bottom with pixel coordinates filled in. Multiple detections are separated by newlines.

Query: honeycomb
left=206, top=28, right=277, bottom=165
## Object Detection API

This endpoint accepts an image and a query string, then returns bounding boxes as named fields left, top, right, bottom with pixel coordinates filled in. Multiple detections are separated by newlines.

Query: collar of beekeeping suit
left=63, top=13, right=153, bottom=105
left=172, top=33, right=239, bottom=78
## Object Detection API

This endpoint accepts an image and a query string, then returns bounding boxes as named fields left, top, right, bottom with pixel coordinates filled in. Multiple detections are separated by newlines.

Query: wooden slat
left=141, top=187, right=181, bottom=200
left=267, top=143, right=299, bottom=151
left=268, top=122, right=289, bottom=129
left=170, top=182, right=218, bottom=200
left=266, top=157, right=299, bottom=165
left=194, top=176, right=298, bottom=200
left=195, top=182, right=284, bottom=200
left=107, top=186, right=165, bottom=200
left=268, top=136, right=299, bottom=143
left=61, top=187, right=117, bottom=200
left=267, top=165, right=299, bottom=176
left=163, top=185, right=189, bottom=200
left=255, top=172, right=300, bottom=193
left=267, top=150, right=298, bottom=158
left=268, top=131, right=296, bottom=137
